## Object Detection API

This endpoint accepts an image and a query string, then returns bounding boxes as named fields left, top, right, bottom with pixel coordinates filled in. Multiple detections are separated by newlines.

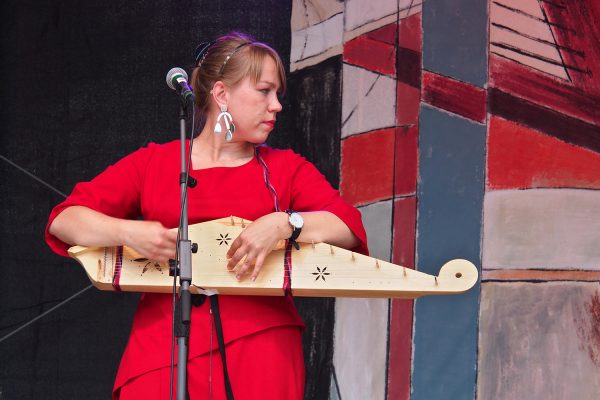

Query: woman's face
left=226, top=56, right=283, bottom=144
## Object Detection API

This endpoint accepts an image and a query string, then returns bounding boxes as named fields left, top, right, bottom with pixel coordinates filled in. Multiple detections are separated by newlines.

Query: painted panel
left=332, top=199, right=391, bottom=400
left=387, top=196, right=417, bottom=399
left=398, top=11, right=422, bottom=53
left=421, top=71, right=487, bottom=123
left=478, top=282, right=600, bottom=400
left=487, top=116, right=600, bottom=190
left=333, top=297, right=389, bottom=400
left=393, top=196, right=416, bottom=268
left=341, top=64, right=396, bottom=138
left=290, top=0, right=343, bottom=31
left=359, top=199, right=393, bottom=262
left=482, top=189, right=600, bottom=270
left=422, top=0, right=487, bottom=87
left=489, top=0, right=568, bottom=80
left=488, top=86, right=600, bottom=154
left=291, top=13, right=343, bottom=68
left=345, top=0, right=397, bottom=33
left=394, top=126, right=418, bottom=196
left=413, top=105, right=484, bottom=400
left=340, top=129, right=395, bottom=206
left=488, top=1, right=600, bottom=130
left=344, top=26, right=396, bottom=77
left=396, top=81, right=420, bottom=126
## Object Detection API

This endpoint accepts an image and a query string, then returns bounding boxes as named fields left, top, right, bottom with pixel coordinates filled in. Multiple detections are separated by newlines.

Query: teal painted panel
left=412, top=105, right=485, bottom=400
left=422, top=0, right=488, bottom=87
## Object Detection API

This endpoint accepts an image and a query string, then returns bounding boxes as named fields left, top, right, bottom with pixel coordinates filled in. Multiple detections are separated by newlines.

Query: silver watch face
left=289, top=212, right=304, bottom=229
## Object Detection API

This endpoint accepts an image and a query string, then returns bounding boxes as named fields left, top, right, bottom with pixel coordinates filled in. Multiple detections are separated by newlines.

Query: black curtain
left=0, top=1, right=339, bottom=398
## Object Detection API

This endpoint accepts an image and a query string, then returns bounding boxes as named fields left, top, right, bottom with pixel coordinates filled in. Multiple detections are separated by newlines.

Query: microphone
left=166, top=67, right=195, bottom=102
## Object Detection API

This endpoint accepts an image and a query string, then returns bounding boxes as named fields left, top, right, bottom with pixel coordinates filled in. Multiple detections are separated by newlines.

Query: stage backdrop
left=3, top=0, right=600, bottom=399
left=289, top=0, right=600, bottom=399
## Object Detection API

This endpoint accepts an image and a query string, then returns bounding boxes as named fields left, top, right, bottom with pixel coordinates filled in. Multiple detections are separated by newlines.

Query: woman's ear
left=211, top=81, right=228, bottom=108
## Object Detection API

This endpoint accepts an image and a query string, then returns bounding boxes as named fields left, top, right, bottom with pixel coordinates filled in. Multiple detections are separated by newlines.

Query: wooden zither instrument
left=68, top=216, right=478, bottom=299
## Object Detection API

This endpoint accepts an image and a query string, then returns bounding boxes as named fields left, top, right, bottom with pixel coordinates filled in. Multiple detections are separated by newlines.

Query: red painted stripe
left=344, top=34, right=396, bottom=76
left=422, top=71, right=487, bottom=123
left=394, top=126, right=418, bottom=196
left=490, top=56, right=600, bottom=127
left=487, top=116, right=600, bottom=190
left=340, top=128, right=396, bottom=206
left=398, top=12, right=422, bottom=53
left=396, top=81, right=420, bottom=126
left=387, top=196, right=417, bottom=399
left=112, top=246, right=123, bottom=292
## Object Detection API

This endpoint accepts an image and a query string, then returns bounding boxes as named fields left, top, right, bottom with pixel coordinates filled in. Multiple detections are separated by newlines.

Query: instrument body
left=68, top=217, right=479, bottom=298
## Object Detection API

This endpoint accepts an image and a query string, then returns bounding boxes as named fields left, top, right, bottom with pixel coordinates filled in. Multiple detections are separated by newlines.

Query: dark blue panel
left=422, top=0, right=488, bottom=87
left=412, top=105, right=484, bottom=400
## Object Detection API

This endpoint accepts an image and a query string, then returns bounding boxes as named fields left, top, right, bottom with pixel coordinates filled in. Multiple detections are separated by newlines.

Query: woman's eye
left=259, top=88, right=269, bottom=94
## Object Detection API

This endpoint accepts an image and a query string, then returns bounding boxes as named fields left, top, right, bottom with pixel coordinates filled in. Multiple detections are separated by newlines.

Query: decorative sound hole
left=131, top=258, right=163, bottom=276
left=216, top=233, right=232, bottom=246
left=455, top=272, right=462, bottom=278
left=312, top=266, right=330, bottom=282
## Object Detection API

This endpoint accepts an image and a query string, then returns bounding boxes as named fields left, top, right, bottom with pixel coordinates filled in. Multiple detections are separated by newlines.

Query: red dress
left=46, top=141, right=368, bottom=399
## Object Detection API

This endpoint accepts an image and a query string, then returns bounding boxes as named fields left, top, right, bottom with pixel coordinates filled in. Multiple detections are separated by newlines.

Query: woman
left=46, top=32, right=367, bottom=399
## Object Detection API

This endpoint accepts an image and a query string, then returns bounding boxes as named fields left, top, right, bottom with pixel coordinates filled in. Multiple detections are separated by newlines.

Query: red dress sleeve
left=285, top=151, right=369, bottom=255
left=45, top=145, right=155, bottom=256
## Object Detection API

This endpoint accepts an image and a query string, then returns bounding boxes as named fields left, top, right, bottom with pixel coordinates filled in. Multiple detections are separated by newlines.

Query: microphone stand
left=175, top=99, right=196, bottom=400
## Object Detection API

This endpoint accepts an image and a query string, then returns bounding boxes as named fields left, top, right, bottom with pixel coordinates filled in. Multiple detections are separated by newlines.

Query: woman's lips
left=263, top=120, right=275, bottom=128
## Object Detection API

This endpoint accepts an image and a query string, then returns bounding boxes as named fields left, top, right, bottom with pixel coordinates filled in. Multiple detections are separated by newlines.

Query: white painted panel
left=341, top=64, right=396, bottom=138
left=333, top=297, right=389, bottom=400
left=291, top=13, right=343, bottom=64
left=483, top=189, right=600, bottom=270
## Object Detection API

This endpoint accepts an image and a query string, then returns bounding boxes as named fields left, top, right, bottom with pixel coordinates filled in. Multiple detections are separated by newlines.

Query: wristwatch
left=285, top=209, right=304, bottom=250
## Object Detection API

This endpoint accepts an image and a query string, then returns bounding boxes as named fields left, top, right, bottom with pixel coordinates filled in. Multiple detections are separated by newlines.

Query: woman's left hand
left=226, top=212, right=291, bottom=281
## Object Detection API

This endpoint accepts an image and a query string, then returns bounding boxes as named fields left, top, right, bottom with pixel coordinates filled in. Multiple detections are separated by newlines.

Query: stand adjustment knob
left=191, top=243, right=198, bottom=253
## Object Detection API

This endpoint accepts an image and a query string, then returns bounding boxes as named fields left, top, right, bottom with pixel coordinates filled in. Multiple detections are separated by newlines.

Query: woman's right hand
left=49, top=206, right=177, bottom=262
left=120, top=220, right=178, bottom=262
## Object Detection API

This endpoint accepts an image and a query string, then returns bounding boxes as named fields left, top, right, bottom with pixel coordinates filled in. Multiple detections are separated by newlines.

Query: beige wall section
left=291, top=0, right=343, bottom=32
left=478, top=282, right=600, bottom=400
left=483, top=189, right=600, bottom=270
left=290, top=0, right=343, bottom=71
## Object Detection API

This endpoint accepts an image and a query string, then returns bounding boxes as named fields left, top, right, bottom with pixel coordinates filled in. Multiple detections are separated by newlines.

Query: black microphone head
left=166, top=67, right=189, bottom=90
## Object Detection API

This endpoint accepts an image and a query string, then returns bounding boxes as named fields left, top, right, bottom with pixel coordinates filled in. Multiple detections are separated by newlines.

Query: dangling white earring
left=214, top=104, right=235, bottom=141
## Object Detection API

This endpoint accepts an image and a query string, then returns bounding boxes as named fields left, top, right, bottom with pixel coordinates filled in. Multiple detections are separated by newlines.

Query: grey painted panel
left=359, top=199, right=393, bottom=262
left=413, top=105, right=485, bottom=400
left=479, top=282, right=600, bottom=400
left=422, top=0, right=488, bottom=87
left=483, top=189, right=600, bottom=270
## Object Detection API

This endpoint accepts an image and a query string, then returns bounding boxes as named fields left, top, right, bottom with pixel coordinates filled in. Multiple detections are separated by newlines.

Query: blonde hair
left=191, top=32, right=286, bottom=117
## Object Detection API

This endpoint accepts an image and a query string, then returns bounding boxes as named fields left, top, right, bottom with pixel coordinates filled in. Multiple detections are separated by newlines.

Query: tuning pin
left=230, top=215, right=235, bottom=226
left=330, top=245, right=334, bottom=255
left=311, top=240, right=315, bottom=249
left=241, top=218, right=245, bottom=228
left=375, top=260, right=380, bottom=268
left=351, top=252, right=356, bottom=261
left=434, top=276, right=438, bottom=286
left=403, top=267, right=407, bottom=277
